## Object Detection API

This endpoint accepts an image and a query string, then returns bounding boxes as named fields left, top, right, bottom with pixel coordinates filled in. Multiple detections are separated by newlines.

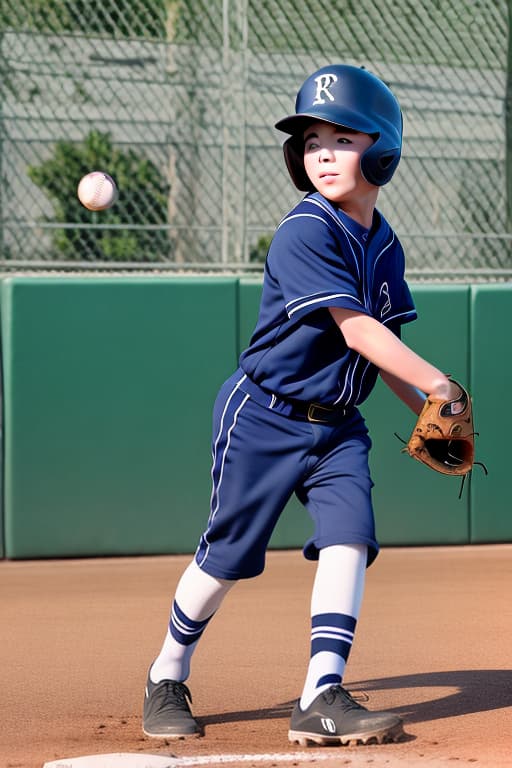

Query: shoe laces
left=324, top=685, right=365, bottom=712
left=158, top=680, right=193, bottom=708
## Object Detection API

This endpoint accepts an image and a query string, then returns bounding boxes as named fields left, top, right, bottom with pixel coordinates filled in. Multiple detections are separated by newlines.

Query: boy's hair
left=275, top=64, right=403, bottom=189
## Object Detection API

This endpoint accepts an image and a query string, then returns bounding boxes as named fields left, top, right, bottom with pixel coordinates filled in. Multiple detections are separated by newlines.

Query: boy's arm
left=328, top=307, right=460, bottom=402
left=379, top=370, right=426, bottom=415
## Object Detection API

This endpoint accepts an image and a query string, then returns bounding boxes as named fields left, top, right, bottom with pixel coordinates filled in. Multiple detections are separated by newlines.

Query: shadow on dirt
left=199, top=669, right=512, bottom=727
left=350, top=669, right=512, bottom=723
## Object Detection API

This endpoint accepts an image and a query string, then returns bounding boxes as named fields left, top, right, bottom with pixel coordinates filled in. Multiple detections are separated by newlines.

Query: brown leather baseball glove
left=405, top=380, right=475, bottom=476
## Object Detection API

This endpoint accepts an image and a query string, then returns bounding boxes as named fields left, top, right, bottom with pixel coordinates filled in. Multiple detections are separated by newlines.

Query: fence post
left=506, top=0, right=512, bottom=231
left=0, top=31, right=4, bottom=258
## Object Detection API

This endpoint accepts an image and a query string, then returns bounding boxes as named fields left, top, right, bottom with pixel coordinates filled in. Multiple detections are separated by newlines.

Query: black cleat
left=288, top=684, right=403, bottom=746
left=143, top=672, right=200, bottom=739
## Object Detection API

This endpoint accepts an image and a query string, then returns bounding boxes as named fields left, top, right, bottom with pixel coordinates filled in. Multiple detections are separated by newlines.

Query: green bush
left=249, top=234, right=273, bottom=264
left=28, top=130, right=170, bottom=261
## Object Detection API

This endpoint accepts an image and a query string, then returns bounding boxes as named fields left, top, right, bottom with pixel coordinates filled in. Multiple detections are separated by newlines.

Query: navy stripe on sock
left=317, top=673, right=341, bottom=688
left=310, top=612, right=356, bottom=662
left=312, top=613, right=356, bottom=632
left=169, top=600, right=212, bottom=646
left=311, top=637, right=352, bottom=659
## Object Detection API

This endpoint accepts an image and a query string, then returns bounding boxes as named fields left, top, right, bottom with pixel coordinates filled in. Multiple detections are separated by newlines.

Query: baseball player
left=143, top=64, right=461, bottom=746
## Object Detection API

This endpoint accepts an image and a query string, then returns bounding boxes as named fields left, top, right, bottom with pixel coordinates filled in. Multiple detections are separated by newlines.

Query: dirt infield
left=1, top=545, right=512, bottom=768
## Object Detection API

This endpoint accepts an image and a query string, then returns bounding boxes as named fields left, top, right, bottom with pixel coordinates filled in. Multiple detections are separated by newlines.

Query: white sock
left=150, top=560, right=236, bottom=683
left=300, top=544, right=367, bottom=710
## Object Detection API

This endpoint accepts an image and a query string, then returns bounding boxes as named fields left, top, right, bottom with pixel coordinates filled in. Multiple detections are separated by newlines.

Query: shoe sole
left=143, top=727, right=201, bottom=740
left=288, top=719, right=404, bottom=747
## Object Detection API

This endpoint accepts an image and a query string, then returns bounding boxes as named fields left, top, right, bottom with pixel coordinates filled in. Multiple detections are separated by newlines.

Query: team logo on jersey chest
left=312, top=73, right=338, bottom=105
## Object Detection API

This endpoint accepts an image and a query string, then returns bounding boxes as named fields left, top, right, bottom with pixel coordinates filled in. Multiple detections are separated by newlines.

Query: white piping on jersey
left=276, top=207, right=363, bottom=306
left=306, top=195, right=361, bottom=244
left=280, top=197, right=365, bottom=405
left=269, top=394, right=277, bottom=409
left=306, top=196, right=364, bottom=282
left=335, top=353, right=360, bottom=405
left=278, top=196, right=416, bottom=408
left=372, top=231, right=395, bottom=272
left=383, top=308, right=417, bottom=325
left=199, top=375, right=250, bottom=568
left=278, top=201, right=363, bottom=284
left=370, top=232, right=396, bottom=314
left=353, top=357, right=373, bottom=405
left=287, top=292, right=362, bottom=317
left=209, top=372, right=246, bottom=474
left=275, top=212, right=329, bottom=231
left=279, top=198, right=367, bottom=317
left=277, top=206, right=361, bottom=293
left=306, top=198, right=419, bottom=406
left=211, top=392, right=250, bottom=513
left=286, top=289, right=335, bottom=313
left=334, top=308, right=417, bottom=406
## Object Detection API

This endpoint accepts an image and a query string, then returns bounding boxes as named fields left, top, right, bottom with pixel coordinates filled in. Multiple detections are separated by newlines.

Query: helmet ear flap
left=360, top=143, right=401, bottom=186
left=282, top=136, right=315, bottom=192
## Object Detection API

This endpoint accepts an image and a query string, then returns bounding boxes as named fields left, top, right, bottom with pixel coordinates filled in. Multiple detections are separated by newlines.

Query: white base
left=43, top=754, right=179, bottom=768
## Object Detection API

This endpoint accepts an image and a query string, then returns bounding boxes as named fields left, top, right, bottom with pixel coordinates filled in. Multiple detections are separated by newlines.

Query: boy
left=143, top=64, right=461, bottom=746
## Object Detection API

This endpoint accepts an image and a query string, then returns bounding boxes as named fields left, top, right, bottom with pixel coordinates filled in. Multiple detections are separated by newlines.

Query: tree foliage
left=249, top=234, right=272, bottom=264
left=28, top=130, right=170, bottom=261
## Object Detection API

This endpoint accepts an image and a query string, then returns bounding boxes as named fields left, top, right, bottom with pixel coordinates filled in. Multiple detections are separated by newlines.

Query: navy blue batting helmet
left=275, top=64, right=403, bottom=189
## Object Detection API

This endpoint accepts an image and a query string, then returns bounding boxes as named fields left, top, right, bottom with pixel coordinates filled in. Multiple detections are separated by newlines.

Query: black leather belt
left=300, top=402, right=350, bottom=424
left=239, top=374, right=352, bottom=424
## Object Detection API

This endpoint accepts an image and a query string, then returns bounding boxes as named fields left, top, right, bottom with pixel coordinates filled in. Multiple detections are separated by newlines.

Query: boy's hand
left=429, top=378, right=463, bottom=402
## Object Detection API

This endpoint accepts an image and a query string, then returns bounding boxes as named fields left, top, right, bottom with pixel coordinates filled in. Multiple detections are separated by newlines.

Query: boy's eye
left=337, top=137, right=351, bottom=144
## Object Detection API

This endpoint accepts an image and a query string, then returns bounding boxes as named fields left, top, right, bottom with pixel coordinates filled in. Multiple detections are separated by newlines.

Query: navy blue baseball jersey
left=240, top=192, right=416, bottom=406
left=195, top=192, right=417, bottom=579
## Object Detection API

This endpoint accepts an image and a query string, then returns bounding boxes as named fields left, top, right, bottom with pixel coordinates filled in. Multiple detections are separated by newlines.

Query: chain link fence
left=1, top=0, right=510, bottom=279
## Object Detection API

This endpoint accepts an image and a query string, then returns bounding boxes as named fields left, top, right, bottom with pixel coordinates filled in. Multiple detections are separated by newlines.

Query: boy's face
left=303, top=121, right=377, bottom=205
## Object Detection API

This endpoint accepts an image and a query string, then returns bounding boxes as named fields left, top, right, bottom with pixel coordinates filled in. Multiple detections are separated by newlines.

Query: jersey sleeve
left=396, top=279, right=417, bottom=326
left=379, top=259, right=417, bottom=332
left=267, top=211, right=368, bottom=321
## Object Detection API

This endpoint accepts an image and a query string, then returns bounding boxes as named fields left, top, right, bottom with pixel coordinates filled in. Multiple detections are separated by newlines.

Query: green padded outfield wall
left=362, top=285, right=471, bottom=545
left=1, top=278, right=510, bottom=558
left=2, top=277, right=238, bottom=558
left=470, top=285, right=511, bottom=542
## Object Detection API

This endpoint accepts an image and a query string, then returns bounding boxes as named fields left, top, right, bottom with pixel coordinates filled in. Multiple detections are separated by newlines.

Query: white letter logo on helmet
left=312, top=73, right=338, bottom=105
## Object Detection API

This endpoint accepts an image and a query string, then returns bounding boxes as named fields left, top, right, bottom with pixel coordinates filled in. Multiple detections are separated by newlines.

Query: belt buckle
left=307, top=403, right=335, bottom=424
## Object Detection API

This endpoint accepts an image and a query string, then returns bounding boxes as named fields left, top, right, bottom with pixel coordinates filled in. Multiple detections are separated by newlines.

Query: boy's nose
left=319, top=147, right=334, bottom=161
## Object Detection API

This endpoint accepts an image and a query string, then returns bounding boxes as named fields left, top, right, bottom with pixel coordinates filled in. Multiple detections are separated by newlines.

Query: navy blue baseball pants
left=195, top=369, right=378, bottom=579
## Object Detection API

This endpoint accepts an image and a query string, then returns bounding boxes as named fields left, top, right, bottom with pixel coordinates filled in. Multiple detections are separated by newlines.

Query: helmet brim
left=275, top=111, right=379, bottom=137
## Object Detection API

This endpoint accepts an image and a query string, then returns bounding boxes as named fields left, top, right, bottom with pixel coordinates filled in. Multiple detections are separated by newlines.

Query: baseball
left=77, top=171, right=118, bottom=211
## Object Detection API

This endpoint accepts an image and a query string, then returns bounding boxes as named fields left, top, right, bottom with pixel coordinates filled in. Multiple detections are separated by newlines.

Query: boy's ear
left=282, top=136, right=316, bottom=192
